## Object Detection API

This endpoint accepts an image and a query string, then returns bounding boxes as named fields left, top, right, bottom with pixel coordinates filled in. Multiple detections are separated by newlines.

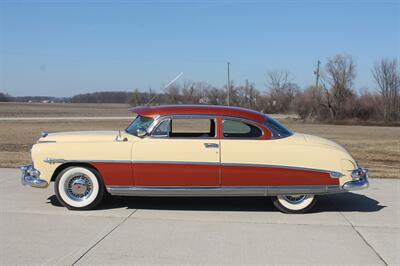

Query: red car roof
left=130, top=105, right=267, bottom=124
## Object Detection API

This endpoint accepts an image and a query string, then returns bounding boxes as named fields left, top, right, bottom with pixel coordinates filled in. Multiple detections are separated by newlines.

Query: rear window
left=263, top=117, right=292, bottom=139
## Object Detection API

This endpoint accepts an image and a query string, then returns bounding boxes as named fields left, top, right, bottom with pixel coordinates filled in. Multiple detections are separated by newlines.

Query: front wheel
left=55, top=166, right=105, bottom=210
left=272, top=195, right=316, bottom=214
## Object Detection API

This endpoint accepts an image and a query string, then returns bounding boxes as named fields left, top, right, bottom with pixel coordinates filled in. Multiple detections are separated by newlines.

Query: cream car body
left=21, top=105, right=369, bottom=213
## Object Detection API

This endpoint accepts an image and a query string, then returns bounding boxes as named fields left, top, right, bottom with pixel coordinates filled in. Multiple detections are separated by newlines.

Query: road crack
left=330, top=198, right=389, bottom=266
left=71, top=209, right=138, bottom=266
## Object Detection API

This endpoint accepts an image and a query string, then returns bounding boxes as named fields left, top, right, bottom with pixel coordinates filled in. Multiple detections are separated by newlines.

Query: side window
left=170, top=118, right=216, bottom=138
left=222, top=119, right=262, bottom=138
left=152, top=119, right=171, bottom=137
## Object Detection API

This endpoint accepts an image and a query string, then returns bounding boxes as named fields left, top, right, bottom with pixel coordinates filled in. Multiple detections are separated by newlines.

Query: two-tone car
left=21, top=105, right=369, bottom=213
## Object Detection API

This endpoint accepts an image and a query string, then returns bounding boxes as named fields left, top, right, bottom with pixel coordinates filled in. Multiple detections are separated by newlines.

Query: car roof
left=130, top=105, right=267, bottom=124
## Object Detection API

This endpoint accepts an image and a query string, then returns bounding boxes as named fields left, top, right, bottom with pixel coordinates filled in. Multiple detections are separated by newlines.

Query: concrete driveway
left=0, top=168, right=398, bottom=265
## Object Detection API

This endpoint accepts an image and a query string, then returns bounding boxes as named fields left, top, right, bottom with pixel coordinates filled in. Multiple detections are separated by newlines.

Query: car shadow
left=47, top=192, right=386, bottom=213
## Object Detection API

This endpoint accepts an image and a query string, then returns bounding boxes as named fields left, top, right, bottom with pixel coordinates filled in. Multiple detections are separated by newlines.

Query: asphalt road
left=0, top=168, right=398, bottom=265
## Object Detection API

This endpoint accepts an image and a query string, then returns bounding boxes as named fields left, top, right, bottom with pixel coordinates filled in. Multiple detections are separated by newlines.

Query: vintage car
left=21, top=105, right=369, bottom=213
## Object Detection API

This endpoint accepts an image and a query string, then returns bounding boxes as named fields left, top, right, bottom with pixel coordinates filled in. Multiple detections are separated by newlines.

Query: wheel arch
left=51, top=162, right=101, bottom=182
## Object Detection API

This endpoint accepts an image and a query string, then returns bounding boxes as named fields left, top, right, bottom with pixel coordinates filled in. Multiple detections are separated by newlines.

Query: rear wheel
left=272, top=194, right=316, bottom=214
left=55, top=166, right=105, bottom=210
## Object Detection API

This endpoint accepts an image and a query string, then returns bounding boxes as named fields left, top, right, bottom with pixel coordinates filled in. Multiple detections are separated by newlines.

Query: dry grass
left=0, top=102, right=131, bottom=117
left=0, top=103, right=399, bottom=178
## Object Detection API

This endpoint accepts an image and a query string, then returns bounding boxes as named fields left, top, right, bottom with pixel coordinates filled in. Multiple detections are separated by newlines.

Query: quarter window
left=222, top=119, right=262, bottom=138
left=152, top=119, right=170, bottom=137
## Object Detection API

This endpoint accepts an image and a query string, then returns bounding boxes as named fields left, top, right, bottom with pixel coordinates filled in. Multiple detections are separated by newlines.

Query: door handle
left=204, top=143, right=219, bottom=148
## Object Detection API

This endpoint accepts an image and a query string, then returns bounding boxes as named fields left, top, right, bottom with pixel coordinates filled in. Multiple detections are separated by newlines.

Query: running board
left=107, top=185, right=343, bottom=197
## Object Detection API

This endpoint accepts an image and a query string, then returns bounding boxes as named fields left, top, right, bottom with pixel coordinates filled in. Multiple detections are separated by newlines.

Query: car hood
left=38, top=131, right=120, bottom=143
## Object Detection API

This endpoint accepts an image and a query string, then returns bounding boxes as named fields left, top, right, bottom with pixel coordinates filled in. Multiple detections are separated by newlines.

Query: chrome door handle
left=204, top=143, right=219, bottom=148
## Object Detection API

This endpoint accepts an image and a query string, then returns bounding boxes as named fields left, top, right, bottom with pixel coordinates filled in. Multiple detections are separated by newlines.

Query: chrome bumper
left=342, top=167, right=369, bottom=191
left=21, top=165, right=48, bottom=188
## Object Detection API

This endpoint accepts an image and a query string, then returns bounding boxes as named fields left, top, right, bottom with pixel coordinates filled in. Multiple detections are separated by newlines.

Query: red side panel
left=90, top=162, right=133, bottom=186
left=221, top=165, right=339, bottom=186
left=91, top=162, right=338, bottom=187
left=134, top=163, right=220, bottom=187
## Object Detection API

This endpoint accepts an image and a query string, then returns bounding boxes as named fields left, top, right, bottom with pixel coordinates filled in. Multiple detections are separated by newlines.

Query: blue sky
left=1, top=1, right=399, bottom=97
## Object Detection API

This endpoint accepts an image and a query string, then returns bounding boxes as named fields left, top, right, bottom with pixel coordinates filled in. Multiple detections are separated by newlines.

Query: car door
left=219, top=118, right=267, bottom=186
left=132, top=116, right=220, bottom=187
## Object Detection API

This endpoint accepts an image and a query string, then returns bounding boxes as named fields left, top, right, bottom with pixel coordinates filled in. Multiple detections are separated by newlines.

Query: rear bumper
left=21, top=165, right=48, bottom=188
left=342, top=167, right=369, bottom=191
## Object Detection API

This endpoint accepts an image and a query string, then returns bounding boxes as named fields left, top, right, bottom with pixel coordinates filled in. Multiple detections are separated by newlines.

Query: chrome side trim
left=107, top=185, right=343, bottom=197
left=43, top=158, right=132, bottom=164
left=42, top=158, right=343, bottom=178
left=44, top=158, right=68, bottom=164
left=133, top=160, right=221, bottom=166
left=221, top=163, right=343, bottom=178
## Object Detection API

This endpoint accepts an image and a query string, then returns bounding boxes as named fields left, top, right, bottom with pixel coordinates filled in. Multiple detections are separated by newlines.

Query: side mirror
left=136, top=128, right=147, bottom=138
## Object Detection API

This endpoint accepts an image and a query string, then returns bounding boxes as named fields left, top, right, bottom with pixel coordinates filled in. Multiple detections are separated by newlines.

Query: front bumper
left=21, top=165, right=48, bottom=188
left=342, top=167, right=369, bottom=191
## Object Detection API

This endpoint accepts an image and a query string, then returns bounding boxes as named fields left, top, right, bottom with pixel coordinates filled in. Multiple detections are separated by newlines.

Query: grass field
left=0, top=103, right=399, bottom=178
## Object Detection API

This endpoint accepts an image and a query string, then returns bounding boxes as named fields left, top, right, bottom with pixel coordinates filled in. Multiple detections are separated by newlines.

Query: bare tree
left=321, top=54, right=356, bottom=120
left=181, top=81, right=202, bottom=104
left=266, top=70, right=299, bottom=113
left=164, top=84, right=181, bottom=104
left=235, top=80, right=259, bottom=109
left=372, top=58, right=399, bottom=123
left=293, top=86, right=324, bottom=120
left=206, top=87, right=226, bottom=105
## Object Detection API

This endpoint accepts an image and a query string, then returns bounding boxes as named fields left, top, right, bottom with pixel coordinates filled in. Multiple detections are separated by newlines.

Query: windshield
left=264, top=116, right=293, bottom=139
left=126, top=116, right=154, bottom=135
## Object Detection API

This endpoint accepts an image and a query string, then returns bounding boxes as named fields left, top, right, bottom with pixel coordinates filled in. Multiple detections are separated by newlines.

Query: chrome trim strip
left=107, top=185, right=343, bottom=197
left=43, top=158, right=132, bottom=164
left=222, top=163, right=343, bottom=178
left=133, top=160, right=221, bottom=166
left=42, top=158, right=343, bottom=178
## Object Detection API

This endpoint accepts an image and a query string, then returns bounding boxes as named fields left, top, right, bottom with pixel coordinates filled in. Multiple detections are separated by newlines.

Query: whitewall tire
left=55, top=166, right=105, bottom=210
left=272, top=195, right=316, bottom=214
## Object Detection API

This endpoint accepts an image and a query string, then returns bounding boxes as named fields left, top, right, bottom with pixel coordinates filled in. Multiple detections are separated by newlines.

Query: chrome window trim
left=147, top=114, right=267, bottom=140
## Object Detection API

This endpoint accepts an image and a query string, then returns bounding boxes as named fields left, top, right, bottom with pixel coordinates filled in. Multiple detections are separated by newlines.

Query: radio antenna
left=146, top=72, right=183, bottom=106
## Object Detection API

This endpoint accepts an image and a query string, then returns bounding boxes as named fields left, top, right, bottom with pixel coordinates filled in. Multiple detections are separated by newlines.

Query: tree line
left=1, top=54, right=398, bottom=125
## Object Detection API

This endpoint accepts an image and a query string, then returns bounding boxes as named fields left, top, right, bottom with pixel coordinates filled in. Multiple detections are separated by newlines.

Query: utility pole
left=314, top=60, right=321, bottom=88
left=227, top=62, right=230, bottom=106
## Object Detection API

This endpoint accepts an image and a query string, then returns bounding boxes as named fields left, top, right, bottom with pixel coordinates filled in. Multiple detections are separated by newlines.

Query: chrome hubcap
left=283, top=195, right=307, bottom=204
left=65, top=174, right=92, bottom=201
